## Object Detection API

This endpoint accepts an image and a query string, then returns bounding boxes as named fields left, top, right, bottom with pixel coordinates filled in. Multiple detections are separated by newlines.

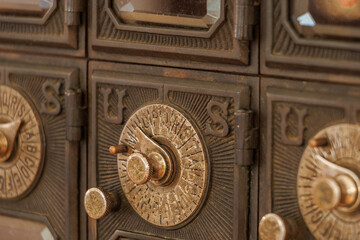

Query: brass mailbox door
left=87, top=61, right=259, bottom=240
left=89, top=0, right=259, bottom=74
left=0, top=0, right=85, bottom=56
left=0, top=55, right=87, bottom=240
left=261, top=0, right=360, bottom=83
left=259, top=78, right=360, bottom=240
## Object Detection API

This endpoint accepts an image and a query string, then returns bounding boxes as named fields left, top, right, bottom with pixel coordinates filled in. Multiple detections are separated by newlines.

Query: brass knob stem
left=84, top=187, right=120, bottom=220
left=109, top=144, right=127, bottom=155
left=259, top=213, right=297, bottom=240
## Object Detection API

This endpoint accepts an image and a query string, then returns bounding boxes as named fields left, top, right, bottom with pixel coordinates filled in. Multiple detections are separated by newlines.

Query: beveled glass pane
left=0, top=0, right=54, bottom=17
left=301, top=0, right=360, bottom=26
left=113, top=0, right=221, bottom=29
left=0, top=215, right=54, bottom=240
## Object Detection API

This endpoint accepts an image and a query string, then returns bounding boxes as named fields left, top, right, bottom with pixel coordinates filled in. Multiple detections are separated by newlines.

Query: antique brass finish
left=308, top=155, right=360, bottom=212
left=116, top=104, right=208, bottom=227
left=259, top=213, right=297, bottom=240
left=0, top=85, right=44, bottom=200
left=84, top=187, right=120, bottom=220
left=297, top=124, right=360, bottom=240
left=313, top=174, right=358, bottom=211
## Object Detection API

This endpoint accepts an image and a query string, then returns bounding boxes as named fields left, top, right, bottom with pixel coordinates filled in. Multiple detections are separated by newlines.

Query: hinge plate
left=234, top=0, right=260, bottom=41
left=65, top=0, right=84, bottom=25
left=65, top=88, right=86, bottom=141
left=235, top=110, right=259, bottom=166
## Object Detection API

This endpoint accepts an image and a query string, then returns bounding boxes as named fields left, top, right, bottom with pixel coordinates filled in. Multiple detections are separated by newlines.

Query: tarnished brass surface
left=127, top=152, right=152, bottom=185
left=297, top=123, right=360, bottom=240
left=259, top=213, right=298, bottom=240
left=0, top=85, right=43, bottom=199
left=84, top=187, right=120, bottom=220
left=259, top=213, right=287, bottom=240
left=117, top=104, right=208, bottom=227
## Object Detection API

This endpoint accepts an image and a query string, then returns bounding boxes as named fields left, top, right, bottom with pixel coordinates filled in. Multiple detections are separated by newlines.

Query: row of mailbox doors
left=0, top=0, right=359, bottom=240
left=0, top=0, right=358, bottom=82
left=0, top=55, right=358, bottom=240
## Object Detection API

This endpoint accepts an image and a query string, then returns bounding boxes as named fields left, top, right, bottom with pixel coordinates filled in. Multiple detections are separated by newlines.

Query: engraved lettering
left=26, top=145, right=37, bottom=153
left=205, top=100, right=229, bottom=137
left=24, top=157, right=35, bottom=168
left=20, top=166, right=30, bottom=179
left=41, top=81, right=62, bottom=115
left=311, top=210, right=323, bottom=224
left=17, top=104, right=25, bottom=118
left=100, top=88, right=126, bottom=124
left=13, top=172, right=22, bottom=189
left=280, top=106, right=307, bottom=146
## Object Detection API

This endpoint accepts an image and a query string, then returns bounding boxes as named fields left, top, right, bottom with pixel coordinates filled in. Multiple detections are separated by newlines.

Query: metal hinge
left=235, top=110, right=259, bottom=166
left=65, top=88, right=86, bottom=141
left=65, top=0, right=84, bottom=25
left=234, top=0, right=259, bottom=41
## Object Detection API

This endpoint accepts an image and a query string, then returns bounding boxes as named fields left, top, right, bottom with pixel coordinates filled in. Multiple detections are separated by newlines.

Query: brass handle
left=109, top=128, right=173, bottom=186
left=259, top=213, right=297, bottom=240
left=84, top=187, right=120, bottom=220
left=0, top=119, right=22, bottom=162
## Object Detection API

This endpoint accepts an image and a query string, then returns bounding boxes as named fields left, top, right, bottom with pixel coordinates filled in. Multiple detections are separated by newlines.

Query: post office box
left=0, top=54, right=87, bottom=240
left=86, top=61, right=259, bottom=240
left=259, top=78, right=360, bottom=240
left=0, top=0, right=85, bottom=56
left=89, top=0, right=259, bottom=74
left=261, top=0, right=360, bottom=83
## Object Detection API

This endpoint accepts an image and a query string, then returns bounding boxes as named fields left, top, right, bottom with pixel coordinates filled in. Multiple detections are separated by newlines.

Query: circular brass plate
left=118, top=104, right=208, bottom=227
left=0, top=85, right=43, bottom=200
left=297, top=124, right=360, bottom=239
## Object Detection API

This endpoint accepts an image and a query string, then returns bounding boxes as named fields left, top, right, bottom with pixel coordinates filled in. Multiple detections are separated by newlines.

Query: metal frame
left=259, top=78, right=360, bottom=239
left=261, top=0, right=360, bottom=84
left=88, top=61, right=259, bottom=240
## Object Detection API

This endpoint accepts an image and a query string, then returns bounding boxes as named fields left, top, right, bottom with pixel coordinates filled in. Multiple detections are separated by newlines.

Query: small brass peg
left=109, top=144, right=127, bottom=155
left=308, top=137, right=328, bottom=148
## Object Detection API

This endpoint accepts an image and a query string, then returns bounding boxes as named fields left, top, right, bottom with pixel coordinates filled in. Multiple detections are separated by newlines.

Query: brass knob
left=84, top=187, right=119, bottom=220
left=110, top=128, right=172, bottom=186
left=313, top=175, right=357, bottom=211
left=259, top=213, right=297, bottom=240
left=127, top=153, right=153, bottom=185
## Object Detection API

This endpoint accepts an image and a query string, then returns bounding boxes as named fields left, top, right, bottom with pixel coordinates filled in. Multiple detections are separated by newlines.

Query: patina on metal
left=297, top=123, right=360, bottom=240
left=114, top=104, right=208, bottom=227
left=259, top=213, right=298, bottom=240
left=84, top=187, right=120, bottom=220
left=0, top=85, right=44, bottom=200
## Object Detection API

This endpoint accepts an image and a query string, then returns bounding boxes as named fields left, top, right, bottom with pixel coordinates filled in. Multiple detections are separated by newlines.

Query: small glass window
left=113, top=0, right=221, bottom=29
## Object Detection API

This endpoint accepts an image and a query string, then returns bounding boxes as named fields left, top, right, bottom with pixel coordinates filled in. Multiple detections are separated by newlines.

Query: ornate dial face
left=0, top=85, right=44, bottom=200
left=118, top=104, right=208, bottom=227
left=297, top=124, right=360, bottom=240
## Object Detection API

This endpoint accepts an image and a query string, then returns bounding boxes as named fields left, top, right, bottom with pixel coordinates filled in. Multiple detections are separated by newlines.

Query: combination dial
left=110, top=104, right=209, bottom=227
left=0, top=85, right=44, bottom=200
